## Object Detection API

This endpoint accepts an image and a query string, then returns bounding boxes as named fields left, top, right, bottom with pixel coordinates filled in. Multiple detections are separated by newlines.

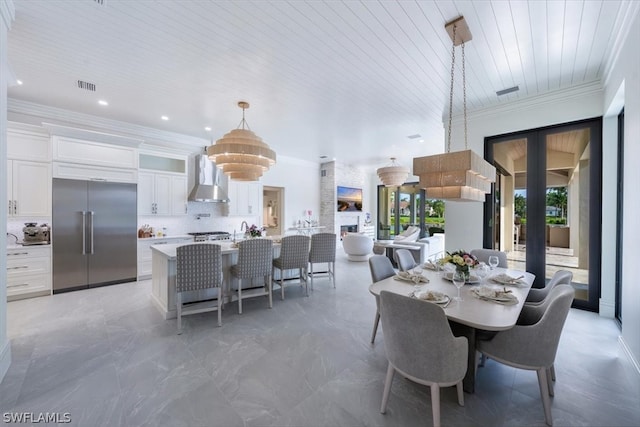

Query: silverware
left=442, top=297, right=452, bottom=308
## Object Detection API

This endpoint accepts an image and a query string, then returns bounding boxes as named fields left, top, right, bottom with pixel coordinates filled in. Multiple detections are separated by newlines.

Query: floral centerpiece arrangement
left=439, top=250, right=479, bottom=280
left=247, top=224, right=265, bottom=238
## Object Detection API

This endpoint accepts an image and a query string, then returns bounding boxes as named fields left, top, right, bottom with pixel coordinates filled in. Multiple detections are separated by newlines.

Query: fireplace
left=340, top=224, right=358, bottom=239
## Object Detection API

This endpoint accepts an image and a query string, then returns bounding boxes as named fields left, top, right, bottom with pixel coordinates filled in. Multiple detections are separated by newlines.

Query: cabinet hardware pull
left=7, top=266, right=29, bottom=270
left=89, top=211, right=95, bottom=254
left=13, top=200, right=17, bottom=214
left=8, top=200, right=12, bottom=215
left=7, top=283, right=30, bottom=288
left=82, top=211, right=87, bottom=255
left=8, top=252, right=29, bottom=256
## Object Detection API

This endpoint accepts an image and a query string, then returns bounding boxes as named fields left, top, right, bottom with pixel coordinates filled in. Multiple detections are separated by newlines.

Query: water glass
left=452, top=270, right=465, bottom=301
left=475, top=262, right=490, bottom=284
left=488, top=255, right=499, bottom=270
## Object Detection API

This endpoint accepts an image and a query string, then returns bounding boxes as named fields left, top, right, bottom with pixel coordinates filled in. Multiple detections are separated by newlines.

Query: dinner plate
left=414, top=289, right=449, bottom=304
left=394, top=274, right=429, bottom=284
left=444, top=272, right=480, bottom=284
left=471, top=287, right=518, bottom=303
left=490, top=274, right=526, bottom=286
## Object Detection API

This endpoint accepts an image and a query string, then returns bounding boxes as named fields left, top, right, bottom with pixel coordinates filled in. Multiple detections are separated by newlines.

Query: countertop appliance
left=187, top=231, right=231, bottom=242
left=22, top=222, right=51, bottom=245
left=52, top=178, right=137, bottom=293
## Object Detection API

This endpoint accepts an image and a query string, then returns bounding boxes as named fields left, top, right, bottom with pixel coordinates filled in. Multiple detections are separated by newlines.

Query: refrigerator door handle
left=89, top=211, right=95, bottom=254
left=82, top=211, right=87, bottom=255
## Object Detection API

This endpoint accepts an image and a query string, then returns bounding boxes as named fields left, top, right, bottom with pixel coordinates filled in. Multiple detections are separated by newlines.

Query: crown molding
left=603, top=1, right=640, bottom=88
left=7, top=98, right=209, bottom=153
left=449, top=81, right=603, bottom=124
left=0, top=0, right=15, bottom=30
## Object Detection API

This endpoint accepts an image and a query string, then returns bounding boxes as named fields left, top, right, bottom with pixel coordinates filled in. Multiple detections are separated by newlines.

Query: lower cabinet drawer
left=7, top=273, right=51, bottom=299
left=6, top=256, right=50, bottom=276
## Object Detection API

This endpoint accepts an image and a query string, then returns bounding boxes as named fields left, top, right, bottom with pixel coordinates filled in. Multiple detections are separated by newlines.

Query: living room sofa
left=387, top=233, right=445, bottom=265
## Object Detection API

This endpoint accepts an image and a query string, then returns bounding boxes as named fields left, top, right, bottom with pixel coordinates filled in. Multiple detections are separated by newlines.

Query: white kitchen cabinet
left=7, top=160, right=51, bottom=217
left=6, top=246, right=52, bottom=301
left=137, top=236, right=192, bottom=279
left=7, top=126, right=51, bottom=162
left=52, top=136, right=138, bottom=169
left=227, top=181, right=262, bottom=217
left=138, top=172, right=186, bottom=216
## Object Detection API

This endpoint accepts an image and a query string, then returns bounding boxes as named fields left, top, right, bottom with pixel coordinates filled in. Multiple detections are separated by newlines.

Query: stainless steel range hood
left=188, top=154, right=230, bottom=203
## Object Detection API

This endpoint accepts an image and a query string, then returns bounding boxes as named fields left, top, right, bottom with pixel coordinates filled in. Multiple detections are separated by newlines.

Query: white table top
left=369, top=267, right=534, bottom=331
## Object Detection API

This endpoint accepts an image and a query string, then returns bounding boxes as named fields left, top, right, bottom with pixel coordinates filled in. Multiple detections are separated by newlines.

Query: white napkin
left=394, top=271, right=429, bottom=284
left=471, top=286, right=518, bottom=305
left=491, top=273, right=526, bottom=286
left=414, top=289, right=448, bottom=303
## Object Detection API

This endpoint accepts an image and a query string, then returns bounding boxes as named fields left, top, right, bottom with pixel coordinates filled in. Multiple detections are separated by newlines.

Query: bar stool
left=308, top=232, right=336, bottom=290
left=230, top=239, right=273, bottom=314
left=272, top=235, right=310, bottom=299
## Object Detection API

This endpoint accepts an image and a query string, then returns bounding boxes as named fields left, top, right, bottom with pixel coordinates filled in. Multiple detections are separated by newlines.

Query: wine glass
left=412, top=265, right=423, bottom=276
left=452, top=270, right=465, bottom=301
left=488, top=255, right=499, bottom=270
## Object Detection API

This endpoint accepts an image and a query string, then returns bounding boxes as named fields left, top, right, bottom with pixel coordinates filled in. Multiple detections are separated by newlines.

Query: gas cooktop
left=187, top=231, right=229, bottom=236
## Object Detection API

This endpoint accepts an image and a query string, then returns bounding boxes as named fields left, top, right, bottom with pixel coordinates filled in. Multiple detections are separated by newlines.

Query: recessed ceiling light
left=16, top=79, right=23, bottom=85
left=419, top=139, right=424, bottom=143
left=98, top=100, right=108, bottom=106
left=161, top=116, right=169, bottom=121
left=204, top=126, right=212, bottom=131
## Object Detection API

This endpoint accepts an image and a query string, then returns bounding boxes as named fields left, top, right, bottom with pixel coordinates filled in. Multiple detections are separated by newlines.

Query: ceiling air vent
left=496, top=85, right=519, bottom=96
left=407, top=134, right=422, bottom=140
left=77, top=80, right=96, bottom=92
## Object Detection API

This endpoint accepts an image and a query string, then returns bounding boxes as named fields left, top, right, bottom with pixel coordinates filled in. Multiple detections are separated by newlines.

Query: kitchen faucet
left=240, top=221, right=249, bottom=236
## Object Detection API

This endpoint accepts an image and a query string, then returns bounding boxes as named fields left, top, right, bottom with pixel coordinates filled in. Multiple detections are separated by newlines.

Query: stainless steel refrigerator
left=52, top=178, right=137, bottom=293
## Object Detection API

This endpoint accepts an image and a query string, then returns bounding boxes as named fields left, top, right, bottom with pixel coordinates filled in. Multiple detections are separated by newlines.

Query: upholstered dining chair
left=230, top=238, right=273, bottom=314
left=526, top=270, right=573, bottom=305
left=368, top=255, right=396, bottom=344
left=272, top=235, right=310, bottom=300
left=379, top=291, right=467, bottom=427
left=470, top=248, right=508, bottom=268
left=176, top=244, right=224, bottom=333
left=477, top=285, right=575, bottom=426
left=308, top=233, right=336, bottom=290
left=394, top=248, right=417, bottom=272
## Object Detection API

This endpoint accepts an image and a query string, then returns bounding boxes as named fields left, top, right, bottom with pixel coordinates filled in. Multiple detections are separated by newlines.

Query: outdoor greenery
left=546, top=187, right=567, bottom=219
left=514, top=188, right=568, bottom=225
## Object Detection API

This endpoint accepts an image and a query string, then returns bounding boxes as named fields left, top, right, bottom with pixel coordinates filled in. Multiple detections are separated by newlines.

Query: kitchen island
left=150, top=240, right=282, bottom=319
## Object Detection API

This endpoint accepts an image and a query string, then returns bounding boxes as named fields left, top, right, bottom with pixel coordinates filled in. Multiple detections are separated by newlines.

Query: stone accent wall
left=320, top=161, right=368, bottom=236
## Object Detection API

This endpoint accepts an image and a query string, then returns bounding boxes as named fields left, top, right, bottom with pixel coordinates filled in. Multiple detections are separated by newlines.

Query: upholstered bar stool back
left=230, top=238, right=273, bottom=314
left=176, top=244, right=224, bottom=332
left=273, top=235, right=311, bottom=300
left=308, top=233, right=337, bottom=290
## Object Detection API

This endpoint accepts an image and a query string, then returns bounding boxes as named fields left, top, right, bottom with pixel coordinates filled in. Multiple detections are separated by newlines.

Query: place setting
left=489, top=273, right=527, bottom=287
left=410, top=286, right=452, bottom=308
left=470, top=286, right=519, bottom=305
left=394, top=266, right=430, bottom=284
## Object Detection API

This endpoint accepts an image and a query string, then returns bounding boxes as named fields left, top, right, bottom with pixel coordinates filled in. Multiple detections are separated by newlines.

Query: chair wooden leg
left=380, top=362, right=395, bottom=414
left=537, top=368, right=553, bottom=426
left=331, top=261, right=336, bottom=288
left=546, top=368, right=554, bottom=396
left=176, top=293, right=183, bottom=334
left=303, top=268, right=309, bottom=296
left=309, top=262, right=314, bottom=291
left=456, top=381, right=464, bottom=406
left=217, top=289, right=222, bottom=327
left=371, top=311, right=380, bottom=344
left=267, top=274, right=273, bottom=308
left=430, top=383, right=441, bottom=427
left=280, top=272, right=285, bottom=301
left=550, top=364, right=556, bottom=382
left=238, top=279, right=243, bottom=314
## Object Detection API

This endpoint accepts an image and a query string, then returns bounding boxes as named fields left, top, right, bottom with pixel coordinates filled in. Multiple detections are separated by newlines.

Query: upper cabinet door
left=154, top=174, right=172, bottom=216
left=12, top=160, right=51, bottom=217
left=170, top=175, right=187, bottom=216
left=138, top=172, right=155, bottom=215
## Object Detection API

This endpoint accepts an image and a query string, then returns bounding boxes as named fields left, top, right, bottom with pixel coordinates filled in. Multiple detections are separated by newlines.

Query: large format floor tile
left=1, top=251, right=638, bottom=426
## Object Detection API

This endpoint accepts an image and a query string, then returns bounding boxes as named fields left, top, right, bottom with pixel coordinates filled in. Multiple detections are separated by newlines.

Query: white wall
left=261, top=155, right=321, bottom=234
left=445, top=81, right=603, bottom=252
left=0, top=0, right=15, bottom=384
left=601, top=5, right=640, bottom=372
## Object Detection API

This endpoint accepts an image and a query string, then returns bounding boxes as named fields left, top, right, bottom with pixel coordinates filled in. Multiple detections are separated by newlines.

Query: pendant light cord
left=446, top=23, right=469, bottom=153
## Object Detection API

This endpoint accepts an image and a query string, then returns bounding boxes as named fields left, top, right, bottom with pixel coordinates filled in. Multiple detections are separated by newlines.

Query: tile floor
left=1, top=251, right=639, bottom=426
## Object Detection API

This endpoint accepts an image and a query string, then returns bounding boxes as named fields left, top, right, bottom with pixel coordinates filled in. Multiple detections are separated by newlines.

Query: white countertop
left=150, top=238, right=282, bottom=260
left=6, top=243, right=51, bottom=250
left=138, top=235, right=192, bottom=241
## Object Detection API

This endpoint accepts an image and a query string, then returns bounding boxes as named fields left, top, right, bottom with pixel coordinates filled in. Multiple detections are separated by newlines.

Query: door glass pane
left=545, top=129, right=590, bottom=301
left=377, top=186, right=394, bottom=240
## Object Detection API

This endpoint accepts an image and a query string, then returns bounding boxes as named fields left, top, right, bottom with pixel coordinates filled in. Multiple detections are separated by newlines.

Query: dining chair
left=477, top=285, right=575, bottom=426
left=394, top=248, right=417, bottom=272
left=272, top=235, right=310, bottom=300
left=230, top=238, right=273, bottom=314
left=308, top=232, right=336, bottom=291
left=526, top=270, right=573, bottom=305
left=469, top=248, right=508, bottom=268
left=175, top=244, right=224, bottom=333
left=379, top=291, right=467, bottom=427
left=368, top=255, right=396, bottom=344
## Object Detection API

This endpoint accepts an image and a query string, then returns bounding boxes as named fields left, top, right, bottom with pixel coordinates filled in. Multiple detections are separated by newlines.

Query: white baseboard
left=599, top=299, right=615, bottom=318
left=619, top=335, right=640, bottom=377
left=0, top=338, right=11, bottom=384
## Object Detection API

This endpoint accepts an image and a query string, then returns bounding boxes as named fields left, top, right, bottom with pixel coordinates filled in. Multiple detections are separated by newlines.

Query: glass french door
left=485, top=118, right=602, bottom=312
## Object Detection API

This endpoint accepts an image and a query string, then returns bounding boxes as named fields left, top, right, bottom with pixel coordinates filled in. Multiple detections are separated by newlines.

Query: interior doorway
left=263, top=186, right=284, bottom=237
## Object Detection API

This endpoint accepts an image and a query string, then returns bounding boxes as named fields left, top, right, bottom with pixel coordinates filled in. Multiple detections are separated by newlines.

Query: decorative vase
left=455, top=264, right=470, bottom=281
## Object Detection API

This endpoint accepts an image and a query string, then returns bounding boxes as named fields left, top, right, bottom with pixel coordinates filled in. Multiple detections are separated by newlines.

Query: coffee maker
left=22, top=222, right=50, bottom=245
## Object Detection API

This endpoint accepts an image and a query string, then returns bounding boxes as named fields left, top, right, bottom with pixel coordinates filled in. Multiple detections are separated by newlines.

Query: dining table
left=369, top=266, right=535, bottom=393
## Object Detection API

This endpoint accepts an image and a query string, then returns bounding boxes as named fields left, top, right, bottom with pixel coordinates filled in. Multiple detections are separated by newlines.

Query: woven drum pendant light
left=377, top=157, right=410, bottom=187
left=413, top=16, right=495, bottom=202
left=207, top=101, right=276, bottom=181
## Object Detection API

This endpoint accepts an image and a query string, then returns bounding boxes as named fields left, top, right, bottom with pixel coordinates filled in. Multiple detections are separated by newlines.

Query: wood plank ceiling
left=6, top=0, right=636, bottom=168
